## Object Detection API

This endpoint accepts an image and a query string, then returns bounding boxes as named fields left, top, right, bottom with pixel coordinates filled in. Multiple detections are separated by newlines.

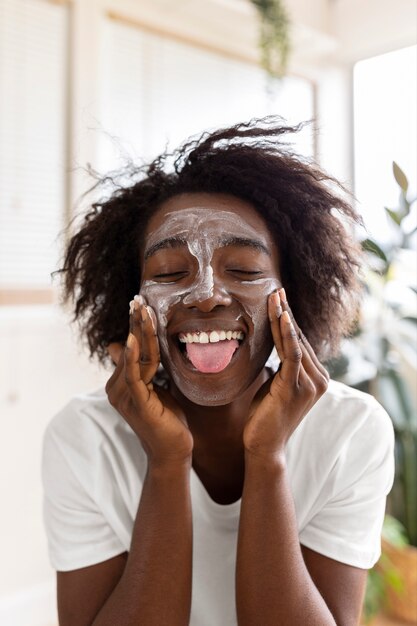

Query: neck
left=169, top=367, right=270, bottom=454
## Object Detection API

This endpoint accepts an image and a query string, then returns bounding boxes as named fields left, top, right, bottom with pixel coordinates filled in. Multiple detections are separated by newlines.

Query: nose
left=183, top=275, right=233, bottom=312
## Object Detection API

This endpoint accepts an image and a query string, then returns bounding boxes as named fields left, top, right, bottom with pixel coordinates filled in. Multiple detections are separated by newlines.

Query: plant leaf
left=382, top=515, right=409, bottom=547
left=385, top=207, right=402, bottom=226
left=402, top=315, right=417, bottom=324
left=399, top=192, right=410, bottom=219
left=362, top=238, right=388, bottom=262
left=393, top=162, right=409, bottom=192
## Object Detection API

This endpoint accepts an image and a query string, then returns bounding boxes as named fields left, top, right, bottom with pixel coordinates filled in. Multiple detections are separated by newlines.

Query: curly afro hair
left=54, top=116, right=363, bottom=366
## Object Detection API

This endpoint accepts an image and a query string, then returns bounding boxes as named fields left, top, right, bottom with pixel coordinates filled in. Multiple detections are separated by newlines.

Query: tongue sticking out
left=186, top=339, right=239, bottom=373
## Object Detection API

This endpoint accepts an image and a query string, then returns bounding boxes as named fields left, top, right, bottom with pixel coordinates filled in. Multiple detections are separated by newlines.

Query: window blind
left=0, top=0, right=69, bottom=290
left=98, top=17, right=314, bottom=174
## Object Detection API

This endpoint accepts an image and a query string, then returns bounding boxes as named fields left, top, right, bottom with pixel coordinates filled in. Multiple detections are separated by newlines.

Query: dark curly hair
left=54, top=116, right=363, bottom=365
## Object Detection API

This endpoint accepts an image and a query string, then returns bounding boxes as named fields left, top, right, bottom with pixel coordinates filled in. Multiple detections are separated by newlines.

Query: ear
left=107, top=342, right=124, bottom=365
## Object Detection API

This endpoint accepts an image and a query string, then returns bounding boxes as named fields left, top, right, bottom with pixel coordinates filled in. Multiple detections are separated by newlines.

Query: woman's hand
left=105, top=295, right=194, bottom=467
left=243, top=288, right=329, bottom=462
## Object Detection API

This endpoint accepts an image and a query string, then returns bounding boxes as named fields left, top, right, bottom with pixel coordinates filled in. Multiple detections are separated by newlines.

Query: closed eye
left=155, top=272, right=186, bottom=277
left=154, top=271, right=188, bottom=282
left=227, top=270, right=264, bottom=282
left=229, top=270, right=263, bottom=275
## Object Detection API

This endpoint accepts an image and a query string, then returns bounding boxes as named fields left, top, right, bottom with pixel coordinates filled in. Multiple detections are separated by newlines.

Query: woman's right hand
left=105, top=296, right=194, bottom=467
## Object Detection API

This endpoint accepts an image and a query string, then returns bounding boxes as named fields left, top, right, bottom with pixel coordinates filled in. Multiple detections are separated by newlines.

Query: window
left=97, top=16, right=315, bottom=174
left=0, top=0, right=69, bottom=302
left=354, top=45, right=417, bottom=244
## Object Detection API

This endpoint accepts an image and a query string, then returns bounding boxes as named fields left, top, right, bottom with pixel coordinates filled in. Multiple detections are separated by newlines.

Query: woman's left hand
left=243, top=288, right=330, bottom=462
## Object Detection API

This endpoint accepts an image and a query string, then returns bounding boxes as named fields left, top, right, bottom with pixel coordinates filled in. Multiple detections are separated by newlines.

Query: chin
left=162, top=351, right=270, bottom=408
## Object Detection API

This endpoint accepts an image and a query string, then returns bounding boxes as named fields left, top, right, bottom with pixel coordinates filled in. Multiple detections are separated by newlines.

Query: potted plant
left=361, top=515, right=409, bottom=624
left=329, top=162, right=417, bottom=623
left=249, top=0, right=291, bottom=78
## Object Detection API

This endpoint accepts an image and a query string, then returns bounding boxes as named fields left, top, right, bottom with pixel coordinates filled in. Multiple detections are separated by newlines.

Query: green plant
left=362, top=515, right=408, bottom=624
left=250, top=0, right=291, bottom=78
left=361, top=162, right=417, bottom=547
left=327, top=162, right=417, bottom=621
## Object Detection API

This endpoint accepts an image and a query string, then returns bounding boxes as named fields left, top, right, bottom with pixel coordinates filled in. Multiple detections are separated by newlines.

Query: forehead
left=144, top=192, right=275, bottom=248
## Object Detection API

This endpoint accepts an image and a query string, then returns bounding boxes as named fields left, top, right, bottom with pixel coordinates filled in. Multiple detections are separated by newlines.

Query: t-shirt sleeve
left=299, top=404, right=395, bottom=569
left=41, top=420, right=126, bottom=572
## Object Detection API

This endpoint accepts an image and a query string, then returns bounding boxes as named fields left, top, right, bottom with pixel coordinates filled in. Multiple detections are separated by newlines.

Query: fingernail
left=134, top=294, right=146, bottom=306
left=126, top=333, right=135, bottom=348
left=140, top=305, right=147, bottom=323
left=276, top=304, right=282, bottom=317
left=279, top=287, right=287, bottom=304
left=282, top=310, right=291, bottom=324
left=129, top=300, right=136, bottom=315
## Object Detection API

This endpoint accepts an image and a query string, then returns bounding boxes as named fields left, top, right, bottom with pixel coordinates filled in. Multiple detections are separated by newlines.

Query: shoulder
left=42, top=387, right=144, bottom=488
left=44, top=386, right=131, bottom=445
left=288, top=379, right=394, bottom=477
left=308, top=378, right=393, bottom=440
left=41, top=388, right=137, bottom=571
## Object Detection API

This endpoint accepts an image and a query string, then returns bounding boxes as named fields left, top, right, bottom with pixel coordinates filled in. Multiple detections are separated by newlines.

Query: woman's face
left=140, top=192, right=282, bottom=406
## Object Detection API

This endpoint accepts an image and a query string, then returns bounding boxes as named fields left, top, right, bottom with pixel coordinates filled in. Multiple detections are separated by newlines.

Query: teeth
left=209, top=331, right=220, bottom=343
left=178, top=330, right=244, bottom=344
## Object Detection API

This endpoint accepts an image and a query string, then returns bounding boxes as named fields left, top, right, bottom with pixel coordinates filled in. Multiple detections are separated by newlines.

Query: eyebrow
left=144, top=236, right=188, bottom=260
left=219, top=236, right=271, bottom=257
left=144, top=234, right=271, bottom=260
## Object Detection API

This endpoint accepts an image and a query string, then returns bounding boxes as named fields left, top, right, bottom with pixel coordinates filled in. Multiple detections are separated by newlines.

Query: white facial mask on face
left=141, top=208, right=281, bottom=359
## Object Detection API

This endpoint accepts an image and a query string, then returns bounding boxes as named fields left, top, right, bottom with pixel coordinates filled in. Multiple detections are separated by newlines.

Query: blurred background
left=0, top=1, right=416, bottom=625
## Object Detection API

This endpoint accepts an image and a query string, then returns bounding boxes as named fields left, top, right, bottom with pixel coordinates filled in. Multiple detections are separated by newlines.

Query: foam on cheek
left=140, top=281, right=181, bottom=359
left=239, top=277, right=281, bottom=358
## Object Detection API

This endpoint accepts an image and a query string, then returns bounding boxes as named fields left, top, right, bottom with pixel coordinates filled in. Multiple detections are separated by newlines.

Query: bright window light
left=354, top=45, right=416, bottom=244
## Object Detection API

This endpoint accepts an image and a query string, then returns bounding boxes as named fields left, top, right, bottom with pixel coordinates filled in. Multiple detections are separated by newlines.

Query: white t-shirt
left=41, top=379, right=395, bottom=626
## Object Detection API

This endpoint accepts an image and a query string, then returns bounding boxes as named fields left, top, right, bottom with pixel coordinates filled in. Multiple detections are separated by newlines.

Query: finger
left=138, top=303, right=160, bottom=384
left=278, top=289, right=329, bottom=396
left=267, top=292, right=284, bottom=361
left=107, top=342, right=124, bottom=366
left=279, top=310, right=302, bottom=383
left=132, top=295, right=160, bottom=384
left=107, top=298, right=143, bottom=400
left=269, top=294, right=317, bottom=385
left=134, top=295, right=160, bottom=383
left=278, top=287, right=329, bottom=380
left=124, top=332, right=154, bottom=405
left=105, top=342, right=128, bottom=400
left=129, top=296, right=143, bottom=363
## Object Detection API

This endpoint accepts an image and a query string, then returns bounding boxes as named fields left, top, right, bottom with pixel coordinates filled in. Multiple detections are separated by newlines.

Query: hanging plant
left=250, top=0, right=291, bottom=78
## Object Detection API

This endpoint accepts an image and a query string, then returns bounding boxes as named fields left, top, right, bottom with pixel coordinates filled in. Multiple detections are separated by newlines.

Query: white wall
left=0, top=306, right=110, bottom=624
left=330, top=0, right=417, bottom=62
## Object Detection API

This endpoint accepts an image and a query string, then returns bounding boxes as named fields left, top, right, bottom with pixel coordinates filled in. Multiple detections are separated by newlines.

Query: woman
left=42, top=118, right=395, bottom=626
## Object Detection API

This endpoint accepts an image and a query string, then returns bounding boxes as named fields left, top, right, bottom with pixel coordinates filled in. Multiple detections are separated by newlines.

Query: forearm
left=236, top=453, right=336, bottom=626
left=93, top=460, right=193, bottom=626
